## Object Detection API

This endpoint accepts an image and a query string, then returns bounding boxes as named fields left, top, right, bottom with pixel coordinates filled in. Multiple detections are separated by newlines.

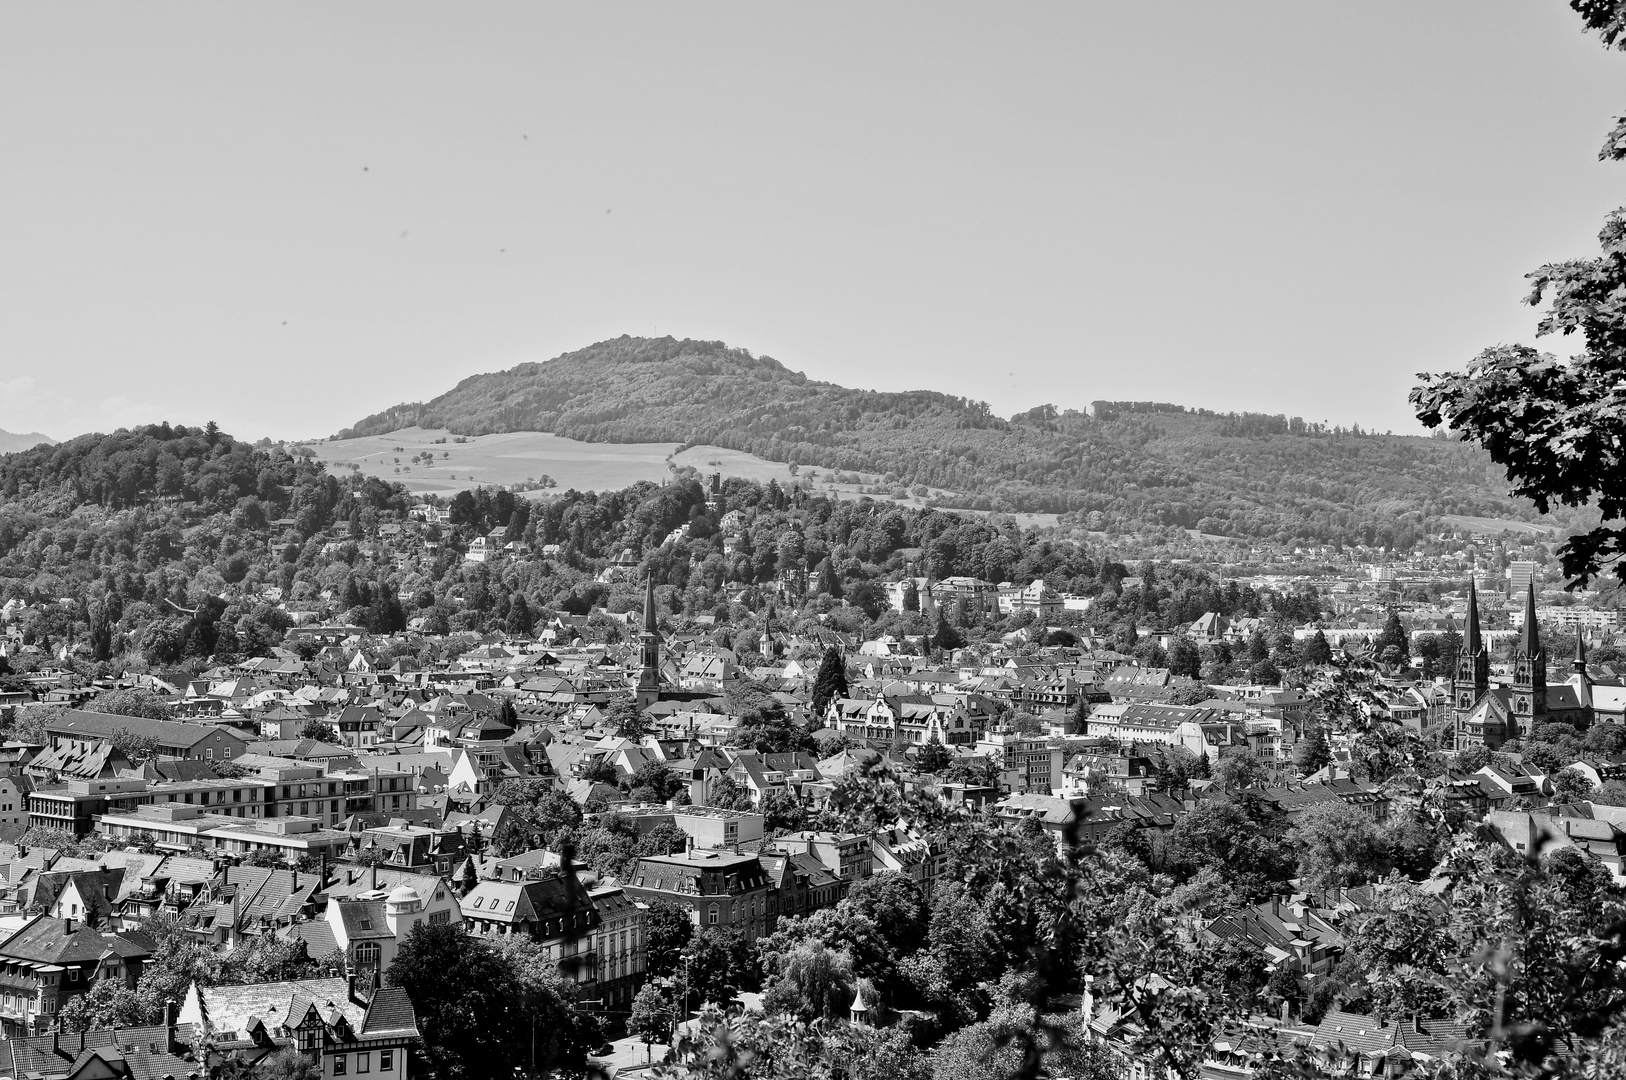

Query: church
left=1453, top=579, right=1592, bottom=751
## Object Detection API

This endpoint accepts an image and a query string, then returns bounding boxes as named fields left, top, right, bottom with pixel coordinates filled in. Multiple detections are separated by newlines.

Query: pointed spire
left=1575, top=628, right=1588, bottom=675
left=1517, top=580, right=1542, bottom=659
left=643, top=574, right=658, bottom=636
left=1463, top=577, right=1482, bottom=657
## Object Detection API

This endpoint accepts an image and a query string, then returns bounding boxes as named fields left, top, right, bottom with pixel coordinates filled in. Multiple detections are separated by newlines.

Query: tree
left=1295, top=725, right=1332, bottom=777
left=761, top=938, right=857, bottom=1023
left=1287, top=800, right=1388, bottom=893
left=87, top=687, right=172, bottom=720
left=759, top=789, right=807, bottom=832
left=932, top=1006, right=1112, bottom=1080
left=1374, top=609, right=1410, bottom=664
left=810, top=646, right=850, bottom=717
left=388, top=921, right=592, bottom=1080
left=684, top=926, right=759, bottom=1010
left=914, top=735, right=952, bottom=774
left=1410, top=8, right=1626, bottom=587
left=632, top=758, right=680, bottom=802
left=1301, top=629, right=1333, bottom=665
left=1553, top=765, right=1596, bottom=804
left=645, top=899, right=694, bottom=977
left=605, top=697, right=651, bottom=739
left=638, top=821, right=690, bottom=858
left=299, top=717, right=341, bottom=743
left=1167, top=634, right=1201, bottom=679
left=490, top=779, right=584, bottom=856
left=504, top=594, right=534, bottom=636
left=847, top=872, right=929, bottom=958
left=705, top=774, right=755, bottom=812
left=629, top=980, right=670, bottom=1056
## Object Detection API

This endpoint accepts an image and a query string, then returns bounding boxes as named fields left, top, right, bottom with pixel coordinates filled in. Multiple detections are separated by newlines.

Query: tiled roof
left=360, top=985, right=420, bottom=1037
left=0, top=914, right=153, bottom=966
left=0, top=1027, right=197, bottom=1080
left=334, top=900, right=393, bottom=940
left=192, top=977, right=360, bottom=1038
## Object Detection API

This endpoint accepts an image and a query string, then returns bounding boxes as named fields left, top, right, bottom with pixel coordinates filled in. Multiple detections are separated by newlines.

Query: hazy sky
left=3, top=2, right=1624, bottom=443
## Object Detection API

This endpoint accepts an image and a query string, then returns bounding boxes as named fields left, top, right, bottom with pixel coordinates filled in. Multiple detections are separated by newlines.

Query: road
left=591, top=1033, right=672, bottom=1075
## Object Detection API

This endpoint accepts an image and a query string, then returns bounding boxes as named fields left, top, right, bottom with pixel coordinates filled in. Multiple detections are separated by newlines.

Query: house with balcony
left=461, top=871, right=600, bottom=985
left=180, top=976, right=420, bottom=1080
left=623, top=849, right=774, bottom=941
left=0, top=914, right=153, bottom=1036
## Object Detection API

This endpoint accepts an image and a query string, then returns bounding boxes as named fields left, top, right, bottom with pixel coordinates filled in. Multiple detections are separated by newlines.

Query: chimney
left=165, top=998, right=179, bottom=1048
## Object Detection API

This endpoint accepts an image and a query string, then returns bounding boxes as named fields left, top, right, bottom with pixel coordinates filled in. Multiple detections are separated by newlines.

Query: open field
left=1440, top=514, right=1560, bottom=537
left=300, top=428, right=681, bottom=494
left=299, top=427, right=1060, bottom=527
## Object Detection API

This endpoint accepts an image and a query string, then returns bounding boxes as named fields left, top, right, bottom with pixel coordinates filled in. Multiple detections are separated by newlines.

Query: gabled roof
left=49, top=710, right=245, bottom=749
left=0, top=1026, right=195, bottom=1080
left=0, top=913, right=153, bottom=966
left=334, top=899, right=393, bottom=940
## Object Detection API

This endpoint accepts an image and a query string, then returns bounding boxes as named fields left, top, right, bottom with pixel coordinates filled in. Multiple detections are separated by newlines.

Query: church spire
left=1575, top=629, right=1588, bottom=676
left=1510, top=579, right=1546, bottom=734
left=643, top=572, right=658, bottom=636
left=1463, top=576, right=1482, bottom=660
left=1451, top=576, right=1490, bottom=732
left=636, top=574, right=661, bottom=708
left=1516, top=580, right=1542, bottom=662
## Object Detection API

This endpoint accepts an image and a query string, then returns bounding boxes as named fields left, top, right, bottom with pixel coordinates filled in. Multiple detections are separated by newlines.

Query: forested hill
left=338, top=335, right=1540, bottom=545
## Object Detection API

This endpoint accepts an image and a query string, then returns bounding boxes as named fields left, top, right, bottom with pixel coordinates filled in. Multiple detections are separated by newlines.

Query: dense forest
left=0, top=423, right=1328, bottom=689
left=336, top=336, right=1550, bottom=548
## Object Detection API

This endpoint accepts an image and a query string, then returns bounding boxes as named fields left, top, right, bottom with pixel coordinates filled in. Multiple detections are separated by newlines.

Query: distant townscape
left=0, top=414, right=1618, bottom=1079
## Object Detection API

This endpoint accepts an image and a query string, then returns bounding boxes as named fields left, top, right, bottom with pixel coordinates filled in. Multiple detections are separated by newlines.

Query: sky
left=2, top=2, right=1624, bottom=443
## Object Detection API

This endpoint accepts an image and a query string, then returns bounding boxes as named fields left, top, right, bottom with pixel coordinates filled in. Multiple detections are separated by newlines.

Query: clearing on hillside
left=1439, top=514, right=1559, bottom=537
left=299, top=427, right=1061, bottom=527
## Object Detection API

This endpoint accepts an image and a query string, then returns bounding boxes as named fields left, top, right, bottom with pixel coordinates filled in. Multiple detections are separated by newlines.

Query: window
left=428, top=910, right=449, bottom=926
left=380, top=1051, right=393, bottom=1071
left=334, top=1056, right=348, bottom=1075
left=357, top=1053, right=370, bottom=1073
left=707, top=903, right=719, bottom=925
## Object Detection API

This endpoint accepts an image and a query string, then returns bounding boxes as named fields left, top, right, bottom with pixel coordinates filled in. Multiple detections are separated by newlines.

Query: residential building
left=179, top=977, right=420, bottom=1080
left=623, top=850, right=774, bottom=940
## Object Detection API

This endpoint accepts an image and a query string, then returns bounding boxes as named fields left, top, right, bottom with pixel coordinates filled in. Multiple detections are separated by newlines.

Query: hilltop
left=338, top=335, right=1548, bottom=546
left=0, top=429, right=55, bottom=454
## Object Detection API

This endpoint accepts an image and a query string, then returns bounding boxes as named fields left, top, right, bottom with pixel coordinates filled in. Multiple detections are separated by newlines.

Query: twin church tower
left=1452, top=579, right=1592, bottom=750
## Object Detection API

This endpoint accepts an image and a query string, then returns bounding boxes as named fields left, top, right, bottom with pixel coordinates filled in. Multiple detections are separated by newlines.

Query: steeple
left=1516, top=580, right=1542, bottom=662
left=1452, top=578, right=1489, bottom=716
left=636, top=575, right=661, bottom=708
left=1462, top=576, right=1482, bottom=661
left=1510, top=579, right=1546, bottom=734
left=1571, top=630, right=1593, bottom=713
left=643, top=573, right=658, bottom=636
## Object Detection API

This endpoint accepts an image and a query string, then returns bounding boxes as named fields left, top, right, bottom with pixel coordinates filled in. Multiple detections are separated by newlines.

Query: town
left=0, top=422, right=1618, bottom=1080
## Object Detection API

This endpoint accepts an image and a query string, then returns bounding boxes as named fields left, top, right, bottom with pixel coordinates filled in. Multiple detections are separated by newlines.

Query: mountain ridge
left=0, top=429, right=56, bottom=455
left=336, top=335, right=1547, bottom=546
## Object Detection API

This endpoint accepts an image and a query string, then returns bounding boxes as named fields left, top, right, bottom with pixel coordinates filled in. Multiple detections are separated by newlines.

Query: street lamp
left=670, top=950, right=694, bottom=1045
